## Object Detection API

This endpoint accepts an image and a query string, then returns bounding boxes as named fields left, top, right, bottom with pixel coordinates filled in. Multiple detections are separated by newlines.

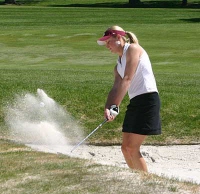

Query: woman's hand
left=104, top=108, right=115, bottom=122
left=104, top=105, right=119, bottom=122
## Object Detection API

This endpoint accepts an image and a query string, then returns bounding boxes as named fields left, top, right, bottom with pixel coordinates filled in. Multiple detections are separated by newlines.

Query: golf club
left=70, top=118, right=108, bottom=152
left=70, top=105, right=119, bottom=153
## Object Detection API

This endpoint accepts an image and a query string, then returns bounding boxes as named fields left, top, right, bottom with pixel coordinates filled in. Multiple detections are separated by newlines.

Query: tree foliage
left=128, top=0, right=188, bottom=7
left=129, top=0, right=141, bottom=7
left=4, top=0, right=17, bottom=4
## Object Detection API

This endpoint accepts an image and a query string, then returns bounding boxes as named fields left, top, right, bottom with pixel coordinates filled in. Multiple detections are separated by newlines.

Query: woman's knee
left=121, top=144, right=140, bottom=156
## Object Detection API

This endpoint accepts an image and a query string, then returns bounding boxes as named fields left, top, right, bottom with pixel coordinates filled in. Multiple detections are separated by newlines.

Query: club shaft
left=71, top=119, right=107, bottom=152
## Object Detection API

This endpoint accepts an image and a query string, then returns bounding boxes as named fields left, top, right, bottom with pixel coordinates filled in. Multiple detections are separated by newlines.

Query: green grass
left=0, top=1, right=199, bottom=145
left=0, top=1, right=199, bottom=193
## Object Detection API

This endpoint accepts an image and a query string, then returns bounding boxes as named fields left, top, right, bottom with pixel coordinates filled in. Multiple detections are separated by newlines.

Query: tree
left=129, top=0, right=188, bottom=7
left=4, top=0, right=17, bottom=4
left=129, top=0, right=141, bottom=7
left=182, top=0, right=187, bottom=6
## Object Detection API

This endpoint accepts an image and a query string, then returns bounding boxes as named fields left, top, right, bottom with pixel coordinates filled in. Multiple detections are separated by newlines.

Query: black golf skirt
left=122, top=92, right=161, bottom=135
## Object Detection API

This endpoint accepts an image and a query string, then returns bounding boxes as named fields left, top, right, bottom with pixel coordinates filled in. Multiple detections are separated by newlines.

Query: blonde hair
left=108, top=25, right=139, bottom=44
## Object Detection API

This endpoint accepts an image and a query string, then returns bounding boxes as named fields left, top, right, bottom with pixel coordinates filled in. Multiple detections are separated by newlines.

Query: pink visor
left=97, top=30, right=126, bottom=45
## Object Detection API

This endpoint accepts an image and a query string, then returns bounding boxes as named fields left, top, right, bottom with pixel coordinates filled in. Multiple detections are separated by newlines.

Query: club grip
left=110, top=105, right=119, bottom=116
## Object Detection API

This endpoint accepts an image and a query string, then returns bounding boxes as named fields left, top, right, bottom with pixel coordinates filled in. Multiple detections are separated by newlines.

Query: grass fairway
left=0, top=1, right=199, bottom=145
left=0, top=1, right=200, bottom=193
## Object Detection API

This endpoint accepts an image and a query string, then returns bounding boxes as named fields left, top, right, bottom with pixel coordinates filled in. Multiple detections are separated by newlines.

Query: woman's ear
left=116, top=34, right=121, bottom=40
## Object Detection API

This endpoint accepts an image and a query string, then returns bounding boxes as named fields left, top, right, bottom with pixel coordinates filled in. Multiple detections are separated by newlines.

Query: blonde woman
left=97, top=26, right=161, bottom=172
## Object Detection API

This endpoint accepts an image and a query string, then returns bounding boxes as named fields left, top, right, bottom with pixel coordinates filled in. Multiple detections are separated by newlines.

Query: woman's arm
left=104, top=44, right=142, bottom=120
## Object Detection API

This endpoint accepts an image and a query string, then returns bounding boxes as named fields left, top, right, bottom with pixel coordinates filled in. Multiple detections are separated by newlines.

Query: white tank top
left=117, top=43, right=158, bottom=99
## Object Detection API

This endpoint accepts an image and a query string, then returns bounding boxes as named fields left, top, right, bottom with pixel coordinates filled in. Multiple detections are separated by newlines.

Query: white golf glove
left=109, top=105, right=119, bottom=117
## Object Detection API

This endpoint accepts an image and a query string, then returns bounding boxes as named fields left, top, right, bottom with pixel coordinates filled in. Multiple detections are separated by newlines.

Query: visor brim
left=97, top=35, right=111, bottom=46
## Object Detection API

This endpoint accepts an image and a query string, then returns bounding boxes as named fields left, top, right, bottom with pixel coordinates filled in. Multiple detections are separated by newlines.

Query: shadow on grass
left=54, top=2, right=199, bottom=9
left=180, top=18, right=200, bottom=23
left=0, top=1, right=199, bottom=8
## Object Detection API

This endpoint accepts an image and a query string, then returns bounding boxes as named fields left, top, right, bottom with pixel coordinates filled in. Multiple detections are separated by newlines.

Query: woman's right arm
left=104, top=65, right=122, bottom=120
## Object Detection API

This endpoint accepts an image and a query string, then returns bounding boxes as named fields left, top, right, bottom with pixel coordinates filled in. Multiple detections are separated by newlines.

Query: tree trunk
left=129, top=0, right=141, bottom=7
left=4, top=0, right=17, bottom=4
left=182, top=0, right=187, bottom=6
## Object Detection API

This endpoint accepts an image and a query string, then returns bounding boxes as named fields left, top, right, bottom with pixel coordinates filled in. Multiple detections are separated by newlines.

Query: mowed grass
left=0, top=1, right=200, bottom=193
left=0, top=3, right=199, bottom=144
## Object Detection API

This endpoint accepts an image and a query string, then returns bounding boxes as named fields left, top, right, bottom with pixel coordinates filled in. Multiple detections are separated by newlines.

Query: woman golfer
left=97, top=26, right=161, bottom=172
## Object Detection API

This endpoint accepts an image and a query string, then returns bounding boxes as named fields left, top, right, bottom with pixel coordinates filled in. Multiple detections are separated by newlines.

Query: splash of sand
left=4, top=89, right=84, bottom=152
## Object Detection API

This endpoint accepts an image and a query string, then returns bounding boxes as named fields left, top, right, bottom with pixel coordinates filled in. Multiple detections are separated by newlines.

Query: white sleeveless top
left=117, top=43, right=158, bottom=99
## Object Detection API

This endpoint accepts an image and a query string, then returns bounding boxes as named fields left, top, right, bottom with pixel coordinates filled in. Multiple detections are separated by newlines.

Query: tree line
left=2, top=0, right=191, bottom=7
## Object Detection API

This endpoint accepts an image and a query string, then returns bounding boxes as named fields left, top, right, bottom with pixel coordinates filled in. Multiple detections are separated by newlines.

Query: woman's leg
left=121, top=132, right=147, bottom=172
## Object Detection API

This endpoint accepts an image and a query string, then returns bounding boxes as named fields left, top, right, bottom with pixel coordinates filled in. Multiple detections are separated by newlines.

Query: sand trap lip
left=27, top=144, right=200, bottom=185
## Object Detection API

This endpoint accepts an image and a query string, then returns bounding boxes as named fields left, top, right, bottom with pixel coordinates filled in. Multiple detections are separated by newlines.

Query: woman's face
left=105, top=36, right=118, bottom=53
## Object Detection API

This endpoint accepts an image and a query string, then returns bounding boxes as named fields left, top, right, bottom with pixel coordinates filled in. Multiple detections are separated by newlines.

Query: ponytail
left=107, top=25, right=139, bottom=44
left=126, top=31, right=139, bottom=44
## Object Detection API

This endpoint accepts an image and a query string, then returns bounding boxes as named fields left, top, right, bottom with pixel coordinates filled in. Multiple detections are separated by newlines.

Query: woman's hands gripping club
left=105, top=105, right=119, bottom=121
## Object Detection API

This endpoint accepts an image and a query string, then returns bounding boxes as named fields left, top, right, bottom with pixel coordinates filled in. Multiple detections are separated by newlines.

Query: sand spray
left=4, top=89, right=84, bottom=154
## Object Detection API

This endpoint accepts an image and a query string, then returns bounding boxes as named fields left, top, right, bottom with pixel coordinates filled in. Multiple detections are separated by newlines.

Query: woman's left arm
left=113, top=44, right=141, bottom=104
left=104, top=44, right=141, bottom=121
